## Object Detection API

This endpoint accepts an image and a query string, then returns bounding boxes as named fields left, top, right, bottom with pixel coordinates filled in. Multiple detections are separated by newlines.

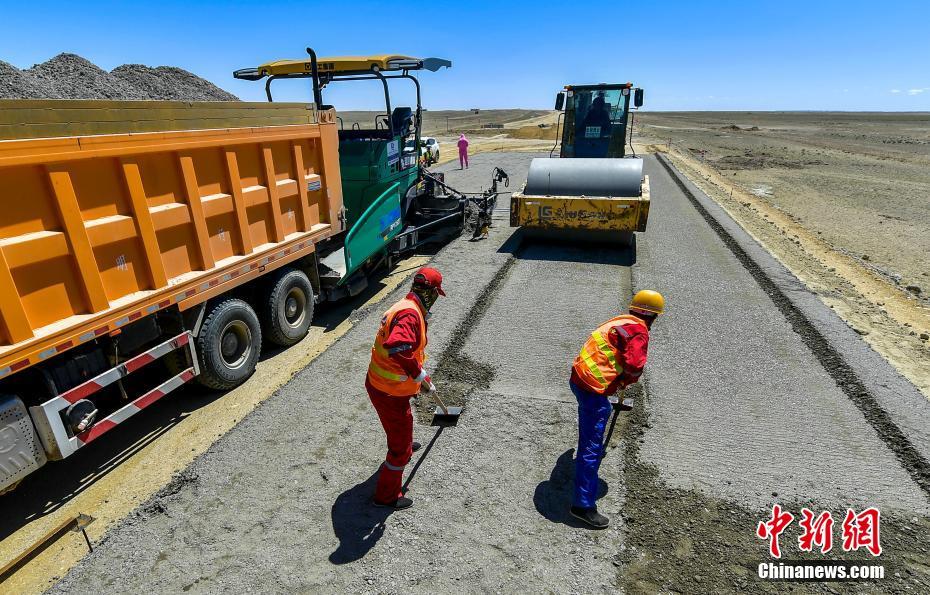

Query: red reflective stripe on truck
left=135, top=369, right=194, bottom=410
left=69, top=365, right=195, bottom=448
left=75, top=419, right=118, bottom=444
left=123, top=353, right=155, bottom=374
left=62, top=380, right=105, bottom=403
left=59, top=332, right=192, bottom=404
left=134, top=388, right=166, bottom=410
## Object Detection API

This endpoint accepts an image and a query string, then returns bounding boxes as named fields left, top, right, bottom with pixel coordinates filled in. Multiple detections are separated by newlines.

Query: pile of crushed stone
left=0, top=53, right=239, bottom=101
left=111, top=65, right=238, bottom=101
left=0, top=60, right=45, bottom=98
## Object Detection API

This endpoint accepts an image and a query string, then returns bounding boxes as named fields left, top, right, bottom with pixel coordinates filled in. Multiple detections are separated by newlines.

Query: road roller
left=510, top=83, right=650, bottom=242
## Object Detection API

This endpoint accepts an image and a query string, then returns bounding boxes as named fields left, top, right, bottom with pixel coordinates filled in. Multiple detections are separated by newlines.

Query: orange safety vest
left=367, top=297, right=428, bottom=396
left=572, top=315, right=647, bottom=395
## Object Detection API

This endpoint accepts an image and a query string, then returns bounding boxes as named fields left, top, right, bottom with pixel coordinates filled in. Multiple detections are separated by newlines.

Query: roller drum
left=523, top=158, right=643, bottom=198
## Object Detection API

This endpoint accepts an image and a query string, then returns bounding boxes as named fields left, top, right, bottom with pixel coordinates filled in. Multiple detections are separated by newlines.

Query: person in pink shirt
left=457, top=134, right=469, bottom=169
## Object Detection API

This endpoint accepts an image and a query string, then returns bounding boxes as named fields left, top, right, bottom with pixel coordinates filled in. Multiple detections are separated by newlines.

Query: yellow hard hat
left=630, top=290, right=665, bottom=315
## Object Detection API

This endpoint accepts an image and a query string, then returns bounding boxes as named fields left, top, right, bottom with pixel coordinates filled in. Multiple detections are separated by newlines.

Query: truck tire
left=260, top=267, right=314, bottom=347
left=195, top=299, right=262, bottom=390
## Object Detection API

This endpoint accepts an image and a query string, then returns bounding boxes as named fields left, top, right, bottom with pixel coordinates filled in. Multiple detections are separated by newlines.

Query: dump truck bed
left=0, top=115, right=344, bottom=378
left=510, top=175, right=650, bottom=233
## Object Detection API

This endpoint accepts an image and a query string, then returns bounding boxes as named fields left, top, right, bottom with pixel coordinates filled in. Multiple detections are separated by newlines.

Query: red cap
left=414, top=267, right=445, bottom=296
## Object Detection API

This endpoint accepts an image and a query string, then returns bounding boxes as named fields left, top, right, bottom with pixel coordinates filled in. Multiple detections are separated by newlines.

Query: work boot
left=570, top=506, right=609, bottom=529
left=412, top=441, right=422, bottom=452
left=373, top=497, right=414, bottom=510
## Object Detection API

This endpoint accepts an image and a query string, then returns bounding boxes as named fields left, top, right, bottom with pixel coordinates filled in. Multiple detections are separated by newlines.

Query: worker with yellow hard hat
left=568, top=289, right=664, bottom=529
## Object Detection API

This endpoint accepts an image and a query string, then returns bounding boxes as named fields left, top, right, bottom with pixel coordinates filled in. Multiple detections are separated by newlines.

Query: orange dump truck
left=0, top=103, right=345, bottom=493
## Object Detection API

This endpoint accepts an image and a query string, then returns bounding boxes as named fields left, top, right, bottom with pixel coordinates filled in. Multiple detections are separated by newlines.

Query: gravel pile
left=0, top=60, right=45, bottom=98
left=111, top=64, right=238, bottom=101
left=0, top=53, right=239, bottom=101
left=26, top=54, right=145, bottom=100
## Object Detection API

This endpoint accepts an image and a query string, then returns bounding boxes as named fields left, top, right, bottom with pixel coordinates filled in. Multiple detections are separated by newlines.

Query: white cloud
left=907, top=88, right=926, bottom=96
left=890, top=89, right=901, bottom=93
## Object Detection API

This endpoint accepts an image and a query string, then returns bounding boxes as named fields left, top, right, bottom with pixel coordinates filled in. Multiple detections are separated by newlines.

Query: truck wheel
left=260, top=267, right=314, bottom=347
left=195, top=299, right=262, bottom=390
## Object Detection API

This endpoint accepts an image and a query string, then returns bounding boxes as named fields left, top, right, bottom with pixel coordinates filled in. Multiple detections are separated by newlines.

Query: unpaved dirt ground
left=637, top=112, right=930, bottom=400
left=638, top=112, right=930, bottom=297
left=336, top=109, right=559, bottom=167
left=47, top=152, right=930, bottom=593
left=335, top=110, right=551, bottom=137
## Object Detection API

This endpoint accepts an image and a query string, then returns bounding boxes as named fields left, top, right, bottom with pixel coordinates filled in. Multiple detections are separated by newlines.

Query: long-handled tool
left=600, top=397, right=634, bottom=459
left=431, top=391, right=462, bottom=427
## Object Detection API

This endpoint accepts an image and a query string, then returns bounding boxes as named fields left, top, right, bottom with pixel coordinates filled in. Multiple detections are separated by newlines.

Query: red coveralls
left=365, top=292, right=428, bottom=504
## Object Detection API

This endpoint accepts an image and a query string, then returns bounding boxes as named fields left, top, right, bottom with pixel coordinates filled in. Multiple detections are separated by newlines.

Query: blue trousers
left=571, top=380, right=613, bottom=509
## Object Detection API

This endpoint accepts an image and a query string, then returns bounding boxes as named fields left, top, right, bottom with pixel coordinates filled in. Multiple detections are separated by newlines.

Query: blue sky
left=1, top=0, right=927, bottom=111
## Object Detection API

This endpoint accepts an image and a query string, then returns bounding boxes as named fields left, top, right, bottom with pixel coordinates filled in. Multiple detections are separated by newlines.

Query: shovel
left=600, top=397, right=634, bottom=459
left=431, top=391, right=462, bottom=427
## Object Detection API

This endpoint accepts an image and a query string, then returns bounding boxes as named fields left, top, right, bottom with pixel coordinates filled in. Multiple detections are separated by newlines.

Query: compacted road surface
left=51, top=153, right=930, bottom=593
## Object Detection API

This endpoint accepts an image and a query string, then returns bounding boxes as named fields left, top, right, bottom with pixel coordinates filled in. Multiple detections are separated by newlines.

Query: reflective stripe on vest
left=367, top=297, right=427, bottom=396
left=572, top=315, right=646, bottom=394
left=369, top=360, right=408, bottom=382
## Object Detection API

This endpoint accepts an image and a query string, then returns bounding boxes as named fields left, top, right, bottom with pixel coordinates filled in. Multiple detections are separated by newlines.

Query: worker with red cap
left=366, top=266, right=446, bottom=509
left=569, top=289, right=665, bottom=529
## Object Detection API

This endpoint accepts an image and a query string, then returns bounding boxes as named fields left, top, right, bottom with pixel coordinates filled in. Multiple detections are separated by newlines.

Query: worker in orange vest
left=366, top=267, right=445, bottom=509
left=569, top=289, right=665, bottom=528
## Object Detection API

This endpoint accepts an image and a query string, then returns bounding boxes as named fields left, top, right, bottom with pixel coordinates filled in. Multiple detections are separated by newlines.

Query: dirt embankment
left=636, top=112, right=930, bottom=399
left=0, top=53, right=238, bottom=101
